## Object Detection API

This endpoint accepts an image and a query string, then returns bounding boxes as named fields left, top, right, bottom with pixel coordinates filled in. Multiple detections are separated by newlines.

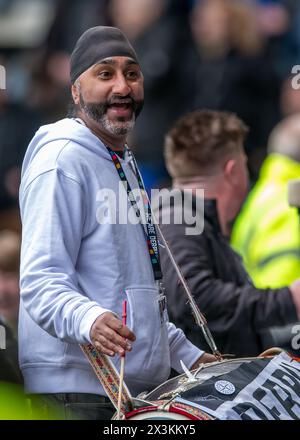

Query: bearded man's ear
left=71, top=82, right=80, bottom=105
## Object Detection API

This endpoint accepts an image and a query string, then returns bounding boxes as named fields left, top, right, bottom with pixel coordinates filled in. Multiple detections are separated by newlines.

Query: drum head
left=145, top=358, right=254, bottom=401
left=139, top=352, right=300, bottom=420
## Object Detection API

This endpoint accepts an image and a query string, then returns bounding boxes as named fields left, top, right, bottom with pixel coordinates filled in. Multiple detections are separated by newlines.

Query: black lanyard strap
left=106, top=146, right=162, bottom=281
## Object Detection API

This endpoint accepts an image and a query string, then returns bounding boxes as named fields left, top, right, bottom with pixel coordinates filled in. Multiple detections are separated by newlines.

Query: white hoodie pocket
left=125, top=286, right=170, bottom=385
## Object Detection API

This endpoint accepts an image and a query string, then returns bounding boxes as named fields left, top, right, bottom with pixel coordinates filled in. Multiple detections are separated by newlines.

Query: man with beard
left=19, top=27, right=215, bottom=420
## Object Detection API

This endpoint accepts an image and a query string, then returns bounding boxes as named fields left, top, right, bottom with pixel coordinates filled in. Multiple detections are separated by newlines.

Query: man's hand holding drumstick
left=90, top=311, right=217, bottom=367
left=90, top=311, right=135, bottom=356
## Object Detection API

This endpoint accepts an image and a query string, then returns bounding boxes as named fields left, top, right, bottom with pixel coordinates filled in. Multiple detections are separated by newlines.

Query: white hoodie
left=19, top=118, right=203, bottom=396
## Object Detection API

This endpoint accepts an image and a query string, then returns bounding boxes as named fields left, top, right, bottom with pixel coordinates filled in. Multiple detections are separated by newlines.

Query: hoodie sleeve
left=167, top=321, right=204, bottom=372
left=20, top=167, right=111, bottom=344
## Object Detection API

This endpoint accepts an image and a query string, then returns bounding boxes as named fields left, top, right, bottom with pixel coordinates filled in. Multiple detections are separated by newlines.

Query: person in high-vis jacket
left=231, top=114, right=300, bottom=288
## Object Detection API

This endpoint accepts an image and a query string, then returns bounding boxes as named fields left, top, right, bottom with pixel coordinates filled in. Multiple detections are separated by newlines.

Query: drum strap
left=106, top=145, right=163, bottom=281
left=80, top=343, right=133, bottom=414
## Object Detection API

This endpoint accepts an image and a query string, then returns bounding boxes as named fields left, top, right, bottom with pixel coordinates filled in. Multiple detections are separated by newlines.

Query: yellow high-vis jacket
left=231, top=153, right=300, bottom=288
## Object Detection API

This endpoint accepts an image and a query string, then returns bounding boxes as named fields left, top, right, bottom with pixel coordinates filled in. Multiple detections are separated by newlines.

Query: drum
left=122, top=350, right=300, bottom=420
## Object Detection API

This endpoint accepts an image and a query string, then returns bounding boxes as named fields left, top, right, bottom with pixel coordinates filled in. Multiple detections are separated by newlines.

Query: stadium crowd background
left=1, top=0, right=300, bottom=231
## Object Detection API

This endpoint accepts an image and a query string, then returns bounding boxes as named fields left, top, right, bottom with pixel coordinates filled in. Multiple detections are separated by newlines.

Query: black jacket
left=159, top=197, right=298, bottom=357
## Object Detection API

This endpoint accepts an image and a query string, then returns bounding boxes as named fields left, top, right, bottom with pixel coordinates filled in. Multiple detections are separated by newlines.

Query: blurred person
left=189, top=0, right=280, bottom=179
left=45, top=0, right=110, bottom=53
left=0, top=230, right=22, bottom=384
left=0, top=317, right=22, bottom=384
left=231, top=114, right=300, bottom=288
left=191, top=0, right=264, bottom=57
left=280, top=75, right=300, bottom=117
left=158, top=109, right=300, bottom=357
left=0, top=230, right=20, bottom=333
left=19, top=26, right=216, bottom=421
left=257, top=0, right=290, bottom=38
left=256, top=0, right=300, bottom=79
left=0, top=56, right=41, bottom=231
left=108, top=0, right=168, bottom=41
left=26, top=51, right=71, bottom=123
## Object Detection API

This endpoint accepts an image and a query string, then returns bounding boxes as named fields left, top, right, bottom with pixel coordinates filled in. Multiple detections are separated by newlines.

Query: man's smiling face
left=72, top=56, right=144, bottom=137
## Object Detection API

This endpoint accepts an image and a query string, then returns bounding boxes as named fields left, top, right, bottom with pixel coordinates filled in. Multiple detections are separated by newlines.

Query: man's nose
left=112, top=73, right=131, bottom=95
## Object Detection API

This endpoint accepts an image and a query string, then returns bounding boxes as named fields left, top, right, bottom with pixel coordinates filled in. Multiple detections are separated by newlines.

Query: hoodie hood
left=21, top=118, right=112, bottom=178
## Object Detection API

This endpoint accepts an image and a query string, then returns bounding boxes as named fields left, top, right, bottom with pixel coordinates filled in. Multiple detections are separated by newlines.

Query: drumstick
left=117, top=300, right=127, bottom=419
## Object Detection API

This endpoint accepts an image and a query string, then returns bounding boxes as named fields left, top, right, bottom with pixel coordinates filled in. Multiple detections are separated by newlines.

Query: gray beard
left=79, top=95, right=140, bottom=136
left=100, top=113, right=136, bottom=136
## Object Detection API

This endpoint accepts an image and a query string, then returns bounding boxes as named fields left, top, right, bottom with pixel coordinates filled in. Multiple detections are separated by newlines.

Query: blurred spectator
left=280, top=74, right=300, bottom=117
left=257, top=0, right=290, bottom=38
left=256, top=0, right=300, bottom=80
left=0, top=59, right=42, bottom=231
left=0, top=230, right=21, bottom=384
left=45, top=0, right=109, bottom=53
left=108, top=0, right=167, bottom=41
left=0, top=317, right=22, bottom=384
left=0, top=230, right=20, bottom=333
left=188, top=0, right=281, bottom=179
left=231, top=114, right=300, bottom=288
left=26, top=51, right=71, bottom=123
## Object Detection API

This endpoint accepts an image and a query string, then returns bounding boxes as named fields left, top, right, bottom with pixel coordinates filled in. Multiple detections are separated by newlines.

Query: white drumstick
left=117, top=300, right=127, bottom=419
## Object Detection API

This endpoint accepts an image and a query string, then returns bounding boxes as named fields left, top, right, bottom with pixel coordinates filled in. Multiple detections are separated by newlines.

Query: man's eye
left=98, top=71, right=113, bottom=79
left=126, top=71, right=140, bottom=80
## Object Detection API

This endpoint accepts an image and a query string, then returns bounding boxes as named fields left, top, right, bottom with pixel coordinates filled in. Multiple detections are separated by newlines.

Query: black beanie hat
left=70, top=26, right=139, bottom=84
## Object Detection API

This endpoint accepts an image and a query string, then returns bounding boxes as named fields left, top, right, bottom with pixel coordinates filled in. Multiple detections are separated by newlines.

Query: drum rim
left=125, top=403, right=202, bottom=420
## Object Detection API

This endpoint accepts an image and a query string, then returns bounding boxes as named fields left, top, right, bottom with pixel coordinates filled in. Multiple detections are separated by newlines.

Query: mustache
left=108, top=96, right=134, bottom=105
left=79, top=93, right=144, bottom=120
left=106, top=95, right=143, bottom=117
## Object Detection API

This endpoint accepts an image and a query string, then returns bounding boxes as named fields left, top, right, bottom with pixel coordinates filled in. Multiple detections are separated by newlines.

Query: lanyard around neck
left=106, top=146, right=162, bottom=281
